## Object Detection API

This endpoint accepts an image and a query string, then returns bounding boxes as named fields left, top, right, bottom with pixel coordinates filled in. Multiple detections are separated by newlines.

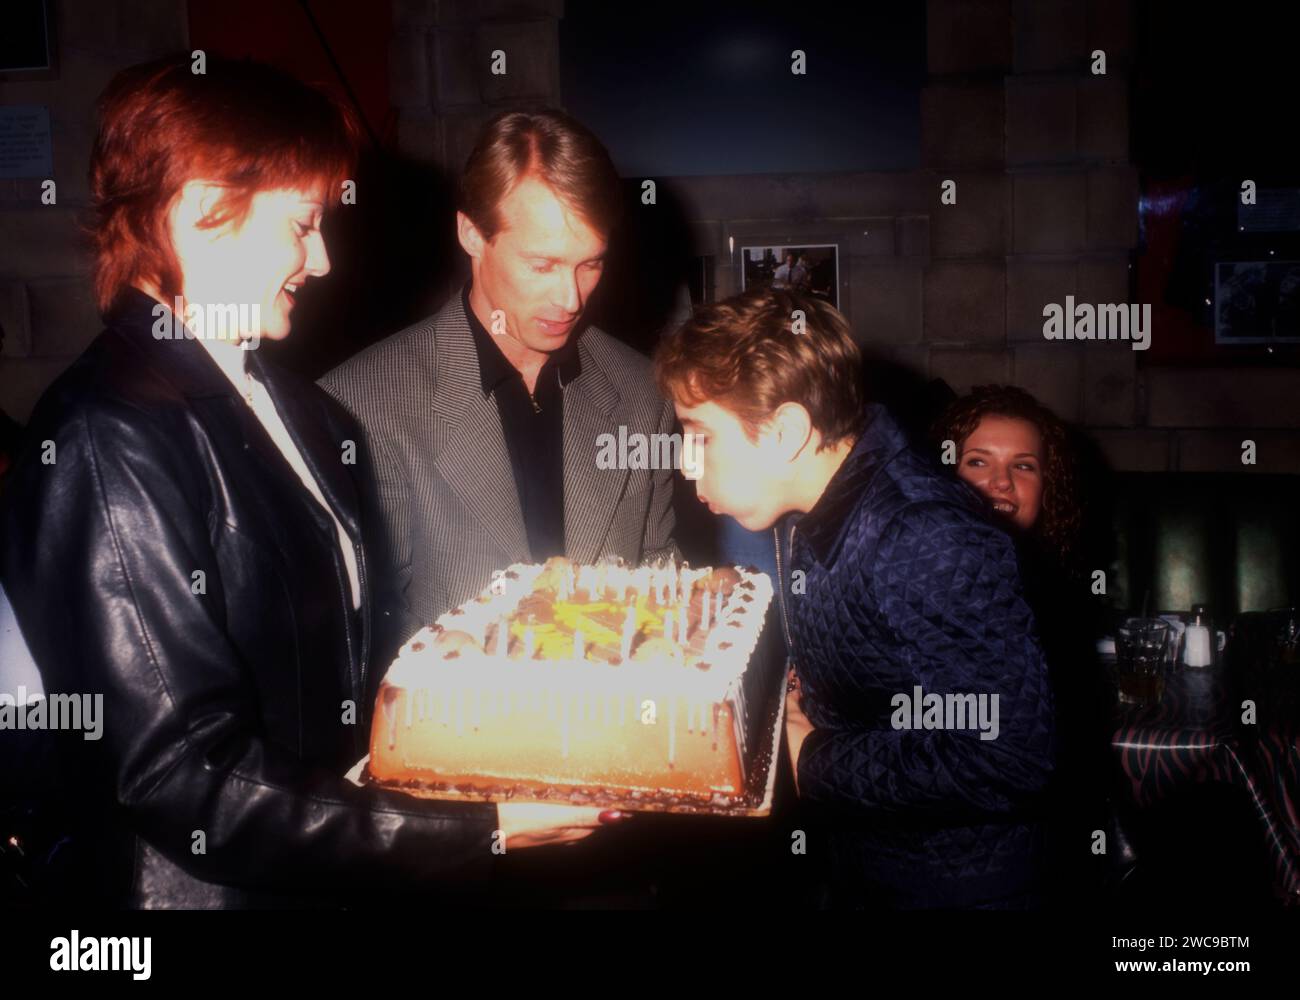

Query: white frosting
left=382, top=561, right=773, bottom=708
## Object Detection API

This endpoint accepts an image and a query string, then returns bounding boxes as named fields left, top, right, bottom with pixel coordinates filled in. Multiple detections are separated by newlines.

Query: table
left=1108, top=640, right=1300, bottom=906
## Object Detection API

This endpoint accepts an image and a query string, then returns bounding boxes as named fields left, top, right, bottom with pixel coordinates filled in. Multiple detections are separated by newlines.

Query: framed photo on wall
left=740, top=243, right=839, bottom=309
left=0, top=0, right=56, bottom=79
left=1214, top=259, right=1300, bottom=344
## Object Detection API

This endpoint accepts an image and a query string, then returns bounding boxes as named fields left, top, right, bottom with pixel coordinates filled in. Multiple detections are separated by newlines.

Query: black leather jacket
left=0, top=290, right=498, bottom=908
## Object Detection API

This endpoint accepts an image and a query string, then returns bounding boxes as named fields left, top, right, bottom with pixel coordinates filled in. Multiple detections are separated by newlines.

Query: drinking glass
left=1117, top=618, right=1171, bottom=707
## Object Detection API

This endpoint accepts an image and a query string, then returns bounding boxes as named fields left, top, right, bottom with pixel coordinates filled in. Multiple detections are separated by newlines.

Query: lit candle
left=496, top=617, right=508, bottom=657
left=701, top=587, right=711, bottom=631
left=524, top=626, right=535, bottom=659
left=573, top=629, right=584, bottom=660
left=662, top=610, right=674, bottom=645
left=678, top=603, right=688, bottom=643
left=620, top=605, right=635, bottom=661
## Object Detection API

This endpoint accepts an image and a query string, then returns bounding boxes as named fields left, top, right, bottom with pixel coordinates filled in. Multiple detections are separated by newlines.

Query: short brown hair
left=459, top=109, right=623, bottom=241
left=654, top=286, right=865, bottom=448
left=89, top=55, right=360, bottom=312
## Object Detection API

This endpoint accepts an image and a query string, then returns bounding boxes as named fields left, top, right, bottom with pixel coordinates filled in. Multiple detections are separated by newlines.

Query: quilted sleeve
left=796, top=503, right=1056, bottom=818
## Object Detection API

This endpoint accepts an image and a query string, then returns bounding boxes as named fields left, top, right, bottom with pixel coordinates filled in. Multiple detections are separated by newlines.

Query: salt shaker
left=1183, top=604, right=1213, bottom=668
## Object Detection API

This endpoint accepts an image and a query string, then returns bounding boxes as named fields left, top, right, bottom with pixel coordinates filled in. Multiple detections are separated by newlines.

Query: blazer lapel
left=564, top=343, right=629, bottom=563
left=430, top=301, right=530, bottom=563
left=249, top=352, right=363, bottom=544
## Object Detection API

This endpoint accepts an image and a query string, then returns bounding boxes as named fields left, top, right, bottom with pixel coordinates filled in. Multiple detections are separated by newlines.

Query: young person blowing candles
left=654, top=286, right=1056, bottom=909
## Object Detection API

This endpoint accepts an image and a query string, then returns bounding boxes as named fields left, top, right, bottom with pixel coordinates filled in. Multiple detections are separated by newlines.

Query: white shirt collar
left=193, top=332, right=257, bottom=401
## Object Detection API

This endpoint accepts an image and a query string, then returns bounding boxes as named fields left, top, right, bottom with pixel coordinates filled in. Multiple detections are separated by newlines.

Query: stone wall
left=389, top=0, right=563, bottom=174
left=3, top=0, right=1297, bottom=478
left=0, top=1, right=188, bottom=424
left=0, top=0, right=568, bottom=424
left=662, top=0, right=1298, bottom=475
left=923, top=0, right=1143, bottom=468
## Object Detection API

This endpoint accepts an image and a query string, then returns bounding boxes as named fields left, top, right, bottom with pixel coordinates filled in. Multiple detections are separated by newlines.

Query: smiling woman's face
left=174, top=184, right=330, bottom=342
left=957, top=414, right=1044, bottom=531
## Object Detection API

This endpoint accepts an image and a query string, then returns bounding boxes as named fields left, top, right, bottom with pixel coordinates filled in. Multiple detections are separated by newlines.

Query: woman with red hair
left=0, top=56, right=599, bottom=908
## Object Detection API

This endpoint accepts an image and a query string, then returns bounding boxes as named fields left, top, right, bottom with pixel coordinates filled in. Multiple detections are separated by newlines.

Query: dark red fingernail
left=599, top=810, right=629, bottom=823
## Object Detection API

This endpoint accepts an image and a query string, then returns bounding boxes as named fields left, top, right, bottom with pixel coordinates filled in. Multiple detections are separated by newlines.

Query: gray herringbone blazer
left=320, top=295, right=678, bottom=656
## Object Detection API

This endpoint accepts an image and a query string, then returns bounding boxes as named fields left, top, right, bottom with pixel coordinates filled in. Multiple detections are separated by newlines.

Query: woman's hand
left=785, top=671, right=815, bottom=794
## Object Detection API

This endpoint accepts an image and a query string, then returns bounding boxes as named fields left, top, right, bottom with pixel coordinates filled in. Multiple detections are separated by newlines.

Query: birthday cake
left=366, top=557, right=777, bottom=807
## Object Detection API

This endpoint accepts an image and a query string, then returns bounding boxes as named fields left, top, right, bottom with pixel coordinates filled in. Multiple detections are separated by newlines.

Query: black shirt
left=463, top=283, right=580, bottom=562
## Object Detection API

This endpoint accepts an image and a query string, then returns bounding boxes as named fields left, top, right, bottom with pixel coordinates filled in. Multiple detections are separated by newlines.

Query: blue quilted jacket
left=777, top=404, right=1056, bottom=908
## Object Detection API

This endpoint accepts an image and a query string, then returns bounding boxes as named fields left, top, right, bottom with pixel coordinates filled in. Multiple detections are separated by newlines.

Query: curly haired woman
left=932, top=385, right=1082, bottom=575
left=933, top=386, right=1112, bottom=908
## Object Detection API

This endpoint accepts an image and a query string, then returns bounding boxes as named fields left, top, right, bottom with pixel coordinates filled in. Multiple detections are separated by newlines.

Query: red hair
left=89, top=55, right=361, bottom=312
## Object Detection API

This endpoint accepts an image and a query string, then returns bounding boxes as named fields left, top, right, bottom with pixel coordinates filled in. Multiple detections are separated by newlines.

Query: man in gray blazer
left=322, top=110, right=678, bottom=666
